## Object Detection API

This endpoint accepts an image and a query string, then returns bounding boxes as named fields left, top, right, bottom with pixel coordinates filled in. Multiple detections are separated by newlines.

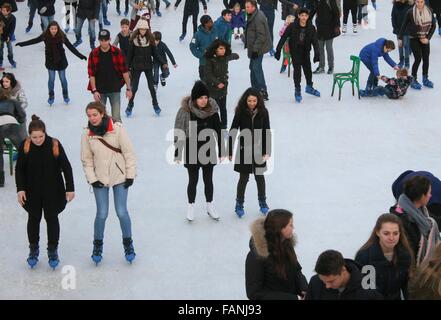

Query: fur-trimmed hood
left=249, top=218, right=297, bottom=258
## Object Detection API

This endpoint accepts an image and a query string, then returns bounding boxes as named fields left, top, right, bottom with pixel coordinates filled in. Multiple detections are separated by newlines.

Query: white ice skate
left=207, top=202, right=220, bottom=221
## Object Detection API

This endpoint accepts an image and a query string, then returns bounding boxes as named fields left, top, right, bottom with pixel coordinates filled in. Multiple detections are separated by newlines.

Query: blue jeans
left=100, top=92, right=121, bottom=122
left=249, top=55, right=267, bottom=91
left=362, top=60, right=378, bottom=90
left=99, top=0, right=109, bottom=25
left=398, top=35, right=410, bottom=67
left=93, top=183, right=132, bottom=240
left=40, top=15, right=54, bottom=31
left=75, top=16, right=96, bottom=43
left=0, top=41, right=13, bottom=64
left=48, top=69, right=68, bottom=97
left=153, top=63, right=170, bottom=85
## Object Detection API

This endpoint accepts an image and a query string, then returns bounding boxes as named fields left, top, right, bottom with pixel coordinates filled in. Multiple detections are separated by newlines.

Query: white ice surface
left=1, top=0, right=441, bottom=299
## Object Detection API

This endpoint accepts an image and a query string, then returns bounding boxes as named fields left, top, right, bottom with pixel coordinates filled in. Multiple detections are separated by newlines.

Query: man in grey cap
left=87, top=29, right=132, bottom=122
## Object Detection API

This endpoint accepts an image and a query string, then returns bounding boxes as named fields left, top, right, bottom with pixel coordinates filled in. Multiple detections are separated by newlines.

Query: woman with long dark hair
left=16, top=21, right=87, bottom=105
left=246, top=209, right=308, bottom=300
left=125, top=17, right=167, bottom=117
left=355, top=214, right=413, bottom=299
left=15, top=115, right=75, bottom=269
left=229, top=87, right=271, bottom=218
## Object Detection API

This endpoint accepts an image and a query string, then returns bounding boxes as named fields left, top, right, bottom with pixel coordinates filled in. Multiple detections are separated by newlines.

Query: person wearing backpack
left=15, top=115, right=75, bottom=270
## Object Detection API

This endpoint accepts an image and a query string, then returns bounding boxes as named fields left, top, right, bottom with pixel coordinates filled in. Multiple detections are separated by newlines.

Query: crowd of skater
left=0, top=0, right=440, bottom=300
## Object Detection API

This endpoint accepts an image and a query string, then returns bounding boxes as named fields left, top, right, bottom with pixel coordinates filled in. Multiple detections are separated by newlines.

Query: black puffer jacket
left=306, top=259, right=384, bottom=300
left=204, top=53, right=239, bottom=99
left=126, top=38, right=165, bottom=71
left=355, top=239, right=412, bottom=300
left=0, top=98, right=26, bottom=123
left=246, top=218, right=308, bottom=300
left=391, top=2, right=412, bottom=35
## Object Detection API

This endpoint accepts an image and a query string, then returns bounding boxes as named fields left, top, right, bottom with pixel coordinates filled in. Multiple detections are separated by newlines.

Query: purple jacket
left=231, top=10, right=246, bottom=29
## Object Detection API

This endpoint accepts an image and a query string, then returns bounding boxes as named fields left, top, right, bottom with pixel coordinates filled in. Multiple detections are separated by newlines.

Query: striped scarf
left=413, top=5, right=433, bottom=39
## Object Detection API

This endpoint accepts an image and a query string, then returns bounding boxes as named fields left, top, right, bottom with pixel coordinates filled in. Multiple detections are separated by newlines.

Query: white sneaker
left=187, top=203, right=194, bottom=222
left=342, top=24, right=347, bottom=34
left=353, top=24, right=358, bottom=33
left=207, top=202, right=220, bottom=221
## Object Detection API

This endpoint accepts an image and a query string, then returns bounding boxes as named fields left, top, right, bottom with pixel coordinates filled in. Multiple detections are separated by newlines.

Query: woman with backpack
left=15, top=115, right=75, bottom=270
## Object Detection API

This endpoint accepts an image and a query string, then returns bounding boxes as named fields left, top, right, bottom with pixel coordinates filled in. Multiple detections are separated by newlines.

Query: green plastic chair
left=3, top=138, right=15, bottom=176
left=332, top=55, right=361, bottom=101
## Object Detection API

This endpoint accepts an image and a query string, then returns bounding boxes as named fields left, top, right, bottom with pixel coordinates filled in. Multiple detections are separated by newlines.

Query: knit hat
left=200, top=15, right=212, bottom=26
left=135, top=18, right=149, bottom=30
left=191, top=81, right=209, bottom=101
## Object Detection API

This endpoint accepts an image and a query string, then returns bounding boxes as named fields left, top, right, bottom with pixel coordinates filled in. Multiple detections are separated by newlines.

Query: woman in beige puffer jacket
left=81, top=101, right=137, bottom=265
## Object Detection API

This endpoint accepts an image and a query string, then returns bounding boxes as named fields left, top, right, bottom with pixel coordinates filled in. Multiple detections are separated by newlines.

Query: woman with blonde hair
left=409, top=243, right=441, bottom=299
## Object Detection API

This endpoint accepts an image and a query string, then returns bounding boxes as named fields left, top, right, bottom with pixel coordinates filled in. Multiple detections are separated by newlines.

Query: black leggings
left=129, top=69, right=158, bottom=107
left=187, top=166, right=214, bottom=203
left=215, top=95, right=227, bottom=129
left=293, top=58, right=313, bottom=90
left=27, top=207, right=60, bottom=247
left=182, top=11, right=198, bottom=35
left=237, top=172, right=266, bottom=201
left=410, top=38, right=430, bottom=79
left=343, top=1, right=357, bottom=25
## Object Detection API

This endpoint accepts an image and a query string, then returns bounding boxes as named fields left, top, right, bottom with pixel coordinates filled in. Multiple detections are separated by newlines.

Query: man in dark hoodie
left=306, top=250, right=383, bottom=300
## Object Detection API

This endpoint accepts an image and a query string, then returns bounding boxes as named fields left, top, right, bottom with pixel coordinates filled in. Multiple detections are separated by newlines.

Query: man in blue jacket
left=214, top=9, right=232, bottom=43
left=359, top=38, right=399, bottom=96
left=189, top=15, right=218, bottom=81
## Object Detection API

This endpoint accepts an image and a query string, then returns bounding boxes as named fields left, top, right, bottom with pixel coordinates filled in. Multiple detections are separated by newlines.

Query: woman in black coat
left=204, top=39, right=239, bottom=130
left=125, top=18, right=167, bottom=116
left=15, top=115, right=74, bottom=270
left=229, top=87, right=271, bottom=218
left=246, top=209, right=308, bottom=300
left=174, top=81, right=222, bottom=222
left=355, top=214, right=413, bottom=300
left=314, top=0, right=340, bottom=74
left=16, top=21, right=87, bottom=105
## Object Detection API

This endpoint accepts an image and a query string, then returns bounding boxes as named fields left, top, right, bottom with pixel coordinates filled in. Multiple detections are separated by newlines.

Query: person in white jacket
left=81, top=101, right=137, bottom=265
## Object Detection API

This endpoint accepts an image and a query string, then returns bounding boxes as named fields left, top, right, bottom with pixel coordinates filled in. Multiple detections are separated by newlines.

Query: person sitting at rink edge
left=305, top=250, right=383, bottom=300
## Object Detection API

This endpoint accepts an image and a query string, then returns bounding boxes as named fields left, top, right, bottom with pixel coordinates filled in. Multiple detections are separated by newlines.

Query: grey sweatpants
left=318, top=39, right=334, bottom=69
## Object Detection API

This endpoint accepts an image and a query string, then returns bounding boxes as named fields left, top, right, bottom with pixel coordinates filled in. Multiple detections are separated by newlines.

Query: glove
left=313, top=54, right=320, bottom=63
left=39, top=6, right=47, bottom=14
left=274, top=51, right=281, bottom=61
left=81, top=56, right=87, bottom=60
left=92, top=181, right=104, bottom=188
left=251, top=51, right=259, bottom=59
left=124, top=179, right=134, bottom=189
left=15, top=42, right=22, bottom=47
